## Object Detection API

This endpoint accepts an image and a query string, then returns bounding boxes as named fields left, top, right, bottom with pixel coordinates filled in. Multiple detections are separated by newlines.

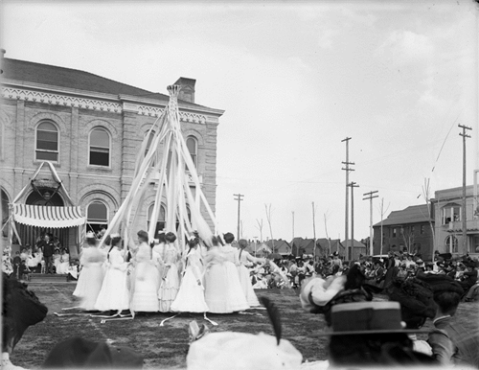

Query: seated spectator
left=396, top=264, right=410, bottom=280
left=19, top=260, right=30, bottom=281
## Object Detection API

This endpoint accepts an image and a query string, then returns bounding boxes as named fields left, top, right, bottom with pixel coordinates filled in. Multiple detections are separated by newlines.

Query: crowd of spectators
left=247, top=249, right=479, bottom=301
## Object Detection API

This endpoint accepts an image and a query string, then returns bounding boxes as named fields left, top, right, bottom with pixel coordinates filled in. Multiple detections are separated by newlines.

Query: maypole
left=98, top=85, right=216, bottom=252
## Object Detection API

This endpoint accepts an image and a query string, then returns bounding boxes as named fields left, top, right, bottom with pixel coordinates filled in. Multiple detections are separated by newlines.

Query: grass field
left=11, top=283, right=479, bottom=369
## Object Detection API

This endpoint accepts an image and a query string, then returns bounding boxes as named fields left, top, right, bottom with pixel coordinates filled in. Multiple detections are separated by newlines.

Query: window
left=186, top=136, right=197, bottom=167
left=392, top=228, right=397, bottom=238
left=36, top=121, right=59, bottom=161
left=420, top=225, right=425, bottom=234
left=445, top=235, right=458, bottom=253
left=411, top=226, right=415, bottom=234
left=442, top=205, right=461, bottom=225
left=87, top=201, right=108, bottom=233
left=145, top=130, right=158, bottom=166
left=147, top=204, right=166, bottom=236
left=89, top=128, right=110, bottom=166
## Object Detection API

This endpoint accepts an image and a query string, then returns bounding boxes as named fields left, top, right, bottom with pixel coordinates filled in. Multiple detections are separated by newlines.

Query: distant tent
left=256, top=243, right=272, bottom=255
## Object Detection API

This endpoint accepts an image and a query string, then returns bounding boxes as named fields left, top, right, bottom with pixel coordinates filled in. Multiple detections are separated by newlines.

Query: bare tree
left=264, top=204, right=274, bottom=253
left=400, top=226, right=415, bottom=253
left=324, top=211, right=332, bottom=255
left=255, top=218, right=264, bottom=242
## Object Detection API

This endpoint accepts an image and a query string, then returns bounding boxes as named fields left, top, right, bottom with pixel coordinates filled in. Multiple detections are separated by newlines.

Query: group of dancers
left=71, top=230, right=270, bottom=319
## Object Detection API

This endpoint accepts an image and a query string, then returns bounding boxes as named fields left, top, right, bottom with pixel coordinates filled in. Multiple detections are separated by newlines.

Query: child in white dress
left=171, top=238, right=208, bottom=313
left=158, top=232, right=180, bottom=312
left=94, top=235, right=130, bottom=313
left=236, top=239, right=265, bottom=307
left=129, top=230, right=160, bottom=313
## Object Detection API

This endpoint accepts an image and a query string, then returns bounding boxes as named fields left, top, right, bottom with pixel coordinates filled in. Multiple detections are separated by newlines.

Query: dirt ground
left=11, top=283, right=479, bottom=369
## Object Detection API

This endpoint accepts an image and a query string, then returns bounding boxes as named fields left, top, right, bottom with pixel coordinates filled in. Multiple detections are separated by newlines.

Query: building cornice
left=1, top=83, right=222, bottom=125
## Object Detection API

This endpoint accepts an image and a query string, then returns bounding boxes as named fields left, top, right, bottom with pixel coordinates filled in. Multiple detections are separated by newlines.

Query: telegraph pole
left=342, top=137, right=354, bottom=260
left=233, top=194, right=244, bottom=239
left=349, top=182, right=359, bottom=255
left=363, top=190, right=379, bottom=255
left=459, top=124, right=471, bottom=254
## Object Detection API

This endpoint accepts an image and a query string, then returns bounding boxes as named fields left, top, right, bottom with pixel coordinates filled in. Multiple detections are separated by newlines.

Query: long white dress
left=171, top=248, right=208, bottom=313
left=204, top=246, right=249, bottom=313
left=158, top=243, right=180, bottom=312
left=94, top=247, right=130, bottom=311
left=56, top=253, right=70, bottom=274
left=237, top=249, right=262, bottom=307
left=74, top=247, right=105, bottom=310
left=53, top=253, right=61, bottom=273
left=129, top=242, right=160, bottom=313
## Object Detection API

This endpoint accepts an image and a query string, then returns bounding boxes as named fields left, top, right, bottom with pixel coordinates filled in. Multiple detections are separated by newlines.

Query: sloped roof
left=374, top=204, right=432, bottom=227
left=2, top=57, right=212, bottom=110
left=265, top=240, right=291, bottom=254
left=341, top=239, right=366, bottom=248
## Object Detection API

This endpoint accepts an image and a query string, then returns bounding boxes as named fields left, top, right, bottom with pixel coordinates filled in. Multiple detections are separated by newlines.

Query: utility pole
left=363, top=190, right=379, bottom=256
left=312, top=202, right=317, bottom=258
left=349, top=182, right=359, bottom=257
left=342, top=137, right=354, bottom=260
left=459, top=124, right=472, bottom=254
left=233, top=194, right=244, bottom=239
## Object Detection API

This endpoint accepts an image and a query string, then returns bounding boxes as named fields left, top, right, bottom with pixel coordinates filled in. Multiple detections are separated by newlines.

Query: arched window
left=89, top=128, right=110, bottom=166
left=186, top=136, right=197, bottom=167
left=87, top=201, right=108, bottom=233
left=1, top=189, right=9, bottom=238
left=445, top=235, right=458, bottom=254
left=147, top=204, right=166, bottom=236
left=36, top=121, right=59, bottom=161
left=145, top=130, right=158, bottom=167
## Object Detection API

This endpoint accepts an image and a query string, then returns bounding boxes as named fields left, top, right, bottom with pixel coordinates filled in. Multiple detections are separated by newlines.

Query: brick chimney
left=174, top=77, right=196, bottom=103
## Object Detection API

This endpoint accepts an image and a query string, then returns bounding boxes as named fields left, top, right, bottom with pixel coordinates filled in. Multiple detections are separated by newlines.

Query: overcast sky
left=2, top=0, right=478, bottom=242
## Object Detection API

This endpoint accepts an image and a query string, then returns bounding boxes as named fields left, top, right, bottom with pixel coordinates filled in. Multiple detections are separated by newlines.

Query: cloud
left=375, top=30, right=434, bottom=65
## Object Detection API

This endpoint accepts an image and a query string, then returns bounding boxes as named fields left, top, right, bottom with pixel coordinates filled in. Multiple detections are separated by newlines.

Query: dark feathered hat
left=415, top=274, right=464, bottom=296
left=387, top=278, right=436, bottom=329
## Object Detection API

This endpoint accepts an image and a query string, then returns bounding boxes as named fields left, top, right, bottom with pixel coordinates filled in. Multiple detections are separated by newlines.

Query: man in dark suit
left=428, top=281, right=479, bottom=368
left=41, top=233, right=55, bottom=274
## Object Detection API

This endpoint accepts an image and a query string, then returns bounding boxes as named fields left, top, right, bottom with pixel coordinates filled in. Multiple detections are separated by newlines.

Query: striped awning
left=12, top=204, right=86, bottom=228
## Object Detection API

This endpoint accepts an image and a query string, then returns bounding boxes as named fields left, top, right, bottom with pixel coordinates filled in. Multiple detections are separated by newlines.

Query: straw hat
left=317, top=301, right=430, bottom=336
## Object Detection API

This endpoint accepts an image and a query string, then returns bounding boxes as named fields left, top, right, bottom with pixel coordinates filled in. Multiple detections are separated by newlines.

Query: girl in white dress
left=129, top=230, right=160, bottom=313
left=73, top=232, right=98, bottom=298
left=171, top=238, right=208, bottom=313
left=94, top=235, right=130, bottom=314
left=77, top=242, right=105, bottom=311
left=204, top=234, right=249, bottom=313
left=53, top=250, right=61, bottom=274
left=236, top=239, right=265, bottom=307
left=158, top=232, right=181, bottom=312
left=221, top=233, right=250, bottom=312
left=57, top=250, right=70, bottom=274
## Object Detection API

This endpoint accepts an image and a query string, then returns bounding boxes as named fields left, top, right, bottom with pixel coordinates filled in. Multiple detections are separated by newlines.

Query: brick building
left=432, top=185, right=479, bottom=256
left=0, top=50, right=224, bottom=252
left=372, top=204, right=435, bottom=261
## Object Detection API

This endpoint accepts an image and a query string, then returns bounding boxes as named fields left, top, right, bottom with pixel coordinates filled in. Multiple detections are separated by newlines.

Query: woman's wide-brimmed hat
left=86, top=231, right=96, bottom=239
left=317, top=301, right=430, bottom=336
